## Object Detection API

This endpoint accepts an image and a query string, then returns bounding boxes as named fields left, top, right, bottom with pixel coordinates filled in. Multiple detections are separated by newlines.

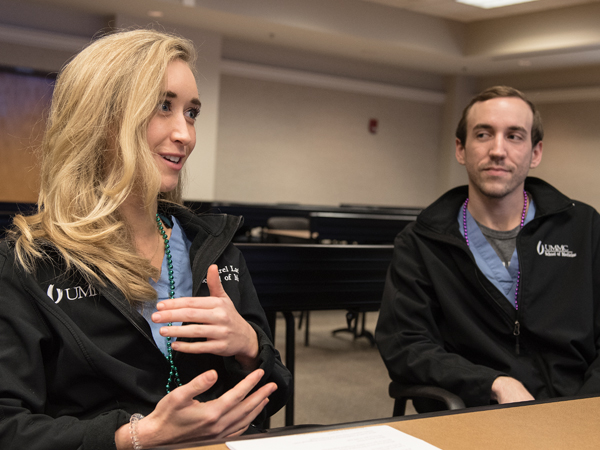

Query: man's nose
left=489, top=135, right=507, bottom=159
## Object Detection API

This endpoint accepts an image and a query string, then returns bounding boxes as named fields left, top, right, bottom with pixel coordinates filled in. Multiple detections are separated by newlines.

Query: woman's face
left=147, top=59, right=200, bottom=192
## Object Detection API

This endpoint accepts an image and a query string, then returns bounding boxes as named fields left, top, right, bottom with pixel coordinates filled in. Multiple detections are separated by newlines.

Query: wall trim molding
left=3, top=23, right=600, bottom=106
left=524, top=86, right=600, bottom=103
left=0, top=24, right=89, bottom=53
left=221, top=59, right=446, bottom=104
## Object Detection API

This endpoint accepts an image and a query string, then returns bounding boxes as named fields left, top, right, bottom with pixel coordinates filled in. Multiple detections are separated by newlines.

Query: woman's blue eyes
left=159, top=100, right=172, bottom=113
left=186, top=107, right=200, bottom=120
left=158, top=101, right=199, bottom=120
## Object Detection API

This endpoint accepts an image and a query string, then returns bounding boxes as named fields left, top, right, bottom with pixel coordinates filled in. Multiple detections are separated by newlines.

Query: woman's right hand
left=115, top=368, right=276, bottom=449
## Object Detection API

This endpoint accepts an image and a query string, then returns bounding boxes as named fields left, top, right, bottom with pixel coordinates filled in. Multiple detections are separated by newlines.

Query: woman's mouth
left=162, top=155, right=182, bottom=164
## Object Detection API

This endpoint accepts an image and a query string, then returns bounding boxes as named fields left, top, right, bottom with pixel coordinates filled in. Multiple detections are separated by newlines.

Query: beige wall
left=478, top=68, right=600, bottom=211
left=533, top=101, right=600, bottom=210
left=215, top=75, right=443, bottom=207
left=2, top=0, right=600, bottom=210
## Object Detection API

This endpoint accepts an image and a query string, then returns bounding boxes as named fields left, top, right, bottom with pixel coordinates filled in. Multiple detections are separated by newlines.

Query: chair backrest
left=309, top=212, right=416, bottom=244
left=266, top=216, right=310, bottom=231
left=264, top=216, right=312, bottom=244
left=186, top=201, right=422, bottom=241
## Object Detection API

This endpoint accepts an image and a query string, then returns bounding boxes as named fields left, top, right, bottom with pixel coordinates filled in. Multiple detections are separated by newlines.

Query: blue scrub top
left=457, top=199, right=536, bottom=307
left=140, top=216, right=193, bottom=356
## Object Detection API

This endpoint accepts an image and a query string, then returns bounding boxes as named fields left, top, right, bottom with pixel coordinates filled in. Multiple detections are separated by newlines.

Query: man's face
left=456, top=96, right=543, bottom=200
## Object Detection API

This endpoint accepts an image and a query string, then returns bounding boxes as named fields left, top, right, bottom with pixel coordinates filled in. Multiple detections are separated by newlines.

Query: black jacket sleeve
left=576, top=211, right=600, bottom=396
left=215, top=245, right=292, bottom=420
left=0, top=250, right=130, bottom=450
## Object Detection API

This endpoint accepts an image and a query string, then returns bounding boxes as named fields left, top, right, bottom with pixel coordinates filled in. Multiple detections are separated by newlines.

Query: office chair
left=331, top=309, right=375, bottom=345
left=264, top=216, right=311, bottom=243
left=389, top=381, right=465, bottom=416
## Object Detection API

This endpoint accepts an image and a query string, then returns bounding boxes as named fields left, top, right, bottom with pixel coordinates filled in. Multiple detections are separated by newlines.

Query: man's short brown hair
left=455, top=86, right=543, bottom=148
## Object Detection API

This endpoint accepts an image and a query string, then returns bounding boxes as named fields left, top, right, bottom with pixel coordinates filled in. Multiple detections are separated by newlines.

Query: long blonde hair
left=10, top=29, right=197, bottom=304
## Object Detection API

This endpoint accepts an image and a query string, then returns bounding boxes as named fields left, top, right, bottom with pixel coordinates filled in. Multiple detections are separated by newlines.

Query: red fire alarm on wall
left=369, top=118, right=378, bottom=134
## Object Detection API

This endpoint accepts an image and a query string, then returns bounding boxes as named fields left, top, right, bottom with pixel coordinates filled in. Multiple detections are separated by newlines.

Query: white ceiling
left=22, top=0, right=600, bottom=75
left=361, top=0, right=599, bottom=22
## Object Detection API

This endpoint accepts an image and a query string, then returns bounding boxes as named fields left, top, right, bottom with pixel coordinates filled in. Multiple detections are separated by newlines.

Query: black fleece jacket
left=0, top=204, right=291, bottom=450
left=376, top=178, right=600, bottom=407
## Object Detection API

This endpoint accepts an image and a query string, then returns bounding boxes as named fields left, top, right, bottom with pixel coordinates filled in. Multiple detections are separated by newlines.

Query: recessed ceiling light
left=456, top=0, right=539, bottom=8
left=147, top=10, right=164, bottom=18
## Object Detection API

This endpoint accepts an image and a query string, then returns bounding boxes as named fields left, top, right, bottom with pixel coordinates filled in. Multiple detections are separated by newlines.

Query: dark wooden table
left=235, top=243, right=394, bottom=426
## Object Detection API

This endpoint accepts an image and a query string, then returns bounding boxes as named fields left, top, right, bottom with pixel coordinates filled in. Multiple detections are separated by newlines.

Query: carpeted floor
left=268, top=310, right=416, bottom=428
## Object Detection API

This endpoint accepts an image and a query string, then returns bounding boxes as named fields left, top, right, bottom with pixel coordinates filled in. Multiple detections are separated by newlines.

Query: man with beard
left=376, top=86, right=600, bottom=410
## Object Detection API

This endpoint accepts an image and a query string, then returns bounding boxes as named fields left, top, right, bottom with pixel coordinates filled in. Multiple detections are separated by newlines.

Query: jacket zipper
left=514, top=249, right=521, bottom=355
left=417, top=195, right=576, bottom=358
left=466, top=240, right=522, bottom=355
left=513, top=227, right=525, bottom=356
left=513, top=319, right=520, bottom=355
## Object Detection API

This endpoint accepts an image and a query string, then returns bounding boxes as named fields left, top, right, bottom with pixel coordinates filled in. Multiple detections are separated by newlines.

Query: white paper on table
left=225, top=425, right=441, bottom=450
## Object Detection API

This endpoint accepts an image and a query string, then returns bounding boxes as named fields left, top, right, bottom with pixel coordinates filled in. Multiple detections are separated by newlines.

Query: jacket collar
left=101, top=203, right=243, bottom=341
left=416, top=177, right=574, bottom=238
left=157, top=202, right=243, bottom=296
left=158, top=202, right=233, bottom=239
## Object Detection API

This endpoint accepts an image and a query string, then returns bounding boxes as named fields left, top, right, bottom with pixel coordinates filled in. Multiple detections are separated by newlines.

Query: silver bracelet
left=129, top=413, right=145, bottom=450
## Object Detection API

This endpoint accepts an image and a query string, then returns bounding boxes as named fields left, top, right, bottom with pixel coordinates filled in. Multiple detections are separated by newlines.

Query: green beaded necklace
left=156, top=214, right=182, bottom=393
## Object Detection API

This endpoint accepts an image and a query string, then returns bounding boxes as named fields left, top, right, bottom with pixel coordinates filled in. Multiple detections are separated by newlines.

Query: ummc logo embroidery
left=536, top=241, right=577, bottom=258
left=46, top=284, right=98, bottom=304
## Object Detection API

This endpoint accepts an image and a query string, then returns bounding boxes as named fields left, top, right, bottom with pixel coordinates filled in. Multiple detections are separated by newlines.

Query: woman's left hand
left=152, top=264, right=260, bottom=370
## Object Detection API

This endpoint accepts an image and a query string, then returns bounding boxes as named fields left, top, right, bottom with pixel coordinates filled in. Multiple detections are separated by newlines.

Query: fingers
left=220, top=398, right=269, bottom=438
left=170, top=338, right=223, bottom=355
left=152, top=264, right=230, bottom=324
left=206, top=264, right=227, bottom=299
left=221, top=369, right=266, bottom=403
left=491, top=376, right=535, bottom=403
left=225, top=424, right=251, bottom=438
left=159, top=323, right=208, bottom=339
left=152, top=305, right=216, bottom=324
left=211, top=369, right=276, bottom=411
left=152, top=296, right=226, bottom=324
left=169, top=369, right=219, bottom=404
left=219, top=379, right=277, bottom=423
left=151, top=370, right=276, bottom=444
left=215, top=381, right=277, bottom=438
left=186, top=369, right=269, bottom=427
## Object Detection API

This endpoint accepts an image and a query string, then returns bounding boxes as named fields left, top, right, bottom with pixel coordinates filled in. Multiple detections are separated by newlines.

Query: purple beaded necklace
left=462, top=190, right=528, bottom=311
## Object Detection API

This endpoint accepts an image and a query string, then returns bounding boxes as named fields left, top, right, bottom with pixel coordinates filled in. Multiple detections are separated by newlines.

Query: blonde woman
left=0, top=29, right=291, bottom=449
